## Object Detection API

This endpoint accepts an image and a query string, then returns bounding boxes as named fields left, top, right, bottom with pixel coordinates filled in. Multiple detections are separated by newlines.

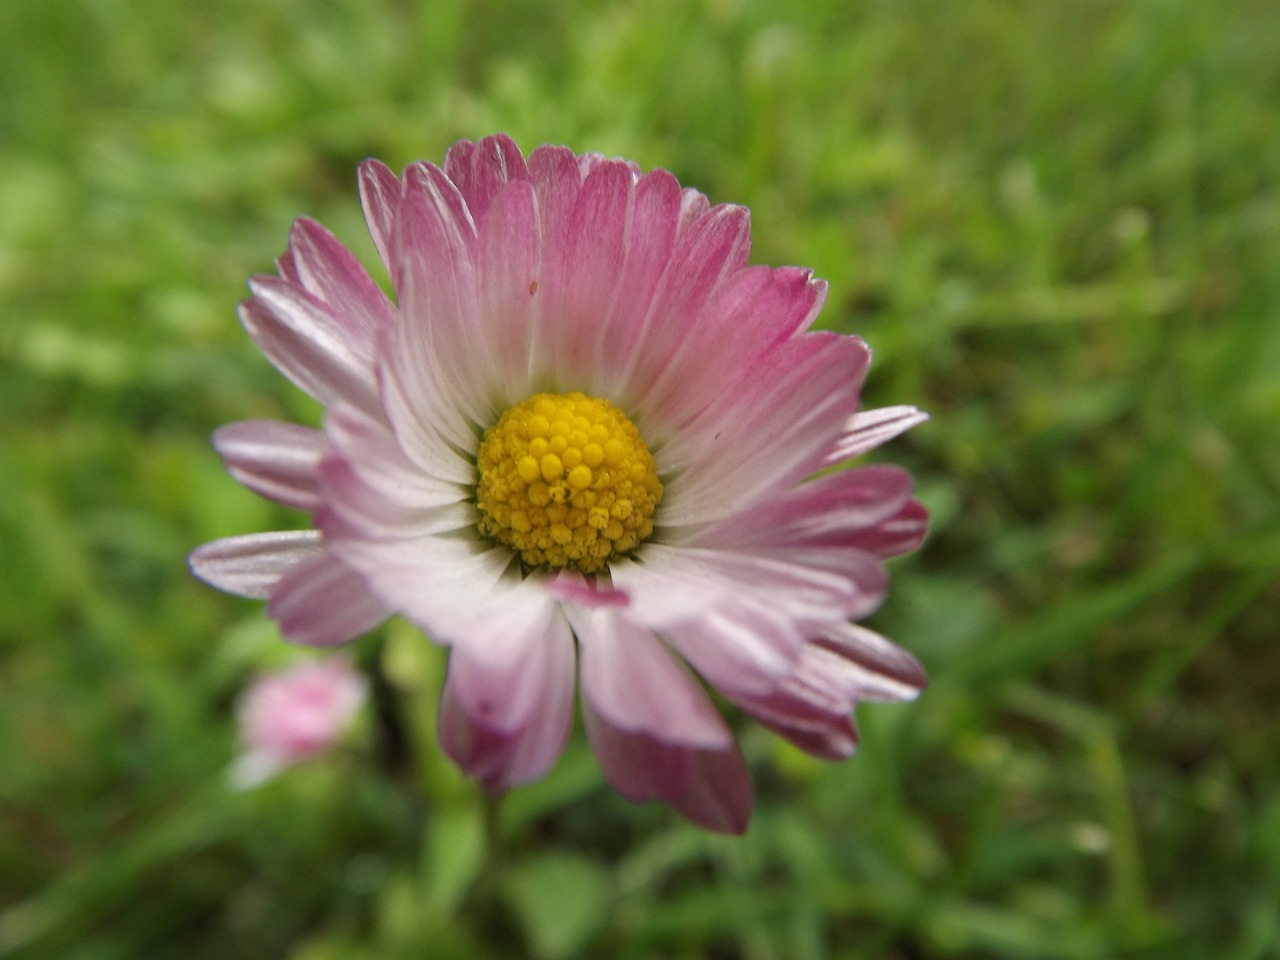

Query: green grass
left=3, top=0, right=1279, bottom=957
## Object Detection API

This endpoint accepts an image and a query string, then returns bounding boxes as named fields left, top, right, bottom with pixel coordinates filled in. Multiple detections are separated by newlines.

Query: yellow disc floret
left=475, top=392, right=663, bottom=573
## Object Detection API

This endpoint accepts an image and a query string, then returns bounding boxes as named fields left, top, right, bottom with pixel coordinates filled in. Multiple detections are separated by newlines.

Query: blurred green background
left=3, top=0, right=1278, bottom=957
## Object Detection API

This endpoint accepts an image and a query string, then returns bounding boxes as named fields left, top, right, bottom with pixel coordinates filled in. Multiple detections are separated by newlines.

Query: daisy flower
left=230, top=657, right=367, bottom=788
left=191, top=134, right=929, bottom=833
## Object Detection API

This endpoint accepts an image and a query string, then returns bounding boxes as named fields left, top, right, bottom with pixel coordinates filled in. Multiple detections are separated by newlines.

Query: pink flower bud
left=230, top=658, right=366, bottom=788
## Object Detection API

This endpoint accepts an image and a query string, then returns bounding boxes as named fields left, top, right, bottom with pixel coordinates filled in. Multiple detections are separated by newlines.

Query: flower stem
left=471, top=790, right=505, bottom=910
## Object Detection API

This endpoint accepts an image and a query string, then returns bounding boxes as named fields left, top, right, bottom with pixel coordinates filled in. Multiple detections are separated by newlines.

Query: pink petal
left=605, top=553, right=736, bottom=628
left=375, top=348, right=479, bottom=485
left=667, top=745, right=753, bottom=835
left=319, top=453, right=474, bottom=542
left=677, top=187, right=711, bottom=233
left=444, top=133, right=531, bottom=225
left=728, top=643, right=867, bottom=761
left=813, top=622, right=928, bottom=702
left=611, top=544, right=864, bottom=630
left=589, top=169, right=683, bottom=391
left=275, top=217, right=396, bottom=345
left=692, top=465, right=915, bottom=551
left=319, top=404, right=473, bottom=538
left=575, top=610, right=730, bottom=749
left=358, top=159, right=401, bottom=272
left=738, top=683, right=860, bottom=761
left=573, top=151, right=640, bottom=180
left=444, top=588, right=561, bottom=715
left=213, top=420, right=328, bottom=511
left=325, top=402, right=472, bottom=493
left=728, top=623, right=925, bottom=760
left=438, top=594, right=575, bottom=790
left=616, top=203, right=752, bottom=409
left=380, top=163, right=493, bottom=461
left=543, top=570, right=630, bottom=609
left=267, top=552, right=391, bottom=646
left=188, top=530, right=321, bottom=599
left=639, top=266, right=826, bottom=437
left=843, top=499, right=930, bottom=558
left=584, top=709, right=752, bottom=833
left=662, top=602, right=807, bottom=698
left=553, top=160, right=634, bottom=380
left=824, top=405, right=930, bottom=465
left=317, top=520, right=514, bottom=643
left=442, top=138, right=475, bottom=184
left=659, top=332, right=868, bottom=527
left=572, top=616, right=752, bottom=835
left=525, top=144, right=584, bottom=377
left=475, top=178, right=543, bottom=402
left=239, top=279, right=381, bottom=417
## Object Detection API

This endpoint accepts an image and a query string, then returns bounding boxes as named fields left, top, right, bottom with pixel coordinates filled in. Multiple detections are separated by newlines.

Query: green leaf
left=421, top=806, right=486, bottom=917
left=503, top=854, right=612, bottom=960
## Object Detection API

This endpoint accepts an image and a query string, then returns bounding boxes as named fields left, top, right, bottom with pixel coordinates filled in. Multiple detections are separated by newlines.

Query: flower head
left=192, top=134, right=929, bottom=832
left=231, top=657, right=367, bottom=788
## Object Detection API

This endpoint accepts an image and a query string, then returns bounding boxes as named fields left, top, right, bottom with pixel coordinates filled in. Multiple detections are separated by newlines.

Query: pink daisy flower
left=191, top=134, right=929, bottom=833
left=231, top=658, right=367, bottom=788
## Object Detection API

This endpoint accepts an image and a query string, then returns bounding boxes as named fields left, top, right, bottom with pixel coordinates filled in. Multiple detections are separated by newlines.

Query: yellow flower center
left=475, top=392, right=663, bottom=573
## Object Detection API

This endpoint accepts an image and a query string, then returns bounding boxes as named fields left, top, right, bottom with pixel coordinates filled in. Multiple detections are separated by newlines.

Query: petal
left=359, top=159, right=402, bottom=272
left=213, top=420, right=328, bottom=511
left=611, top=543, right=869, bottom=630
left=692, top=465, right=916, bottom=551
left=318, top=519, right=515, bottom=643
left=444, top=133, right=531, bottom=225
left=275, top=217, right=396, bottom=346
left=677, top=187, right=710, bottom=233
left=843, top=499, right=930, bottom=558
left=239, top=279, right=381, bottom=417
left=525, top=144, right=584, bottom=377
left=375, top=352, right=478, bottom=486
left=730, top=623, right=925, bottom=760
left=188, top=530, right=321, bottom=599
left=438, top=595, right=575, bottom=790
left=542, top=570, right=630, bottom=610
left=267, top=552, right=391, bottom=646
left=813, top=622, right=928, bottom=702
left=574, top=611, right=729, bottom=749
left=576, top=152, right=641, bottom=180
left=727, top=644, right=867, bottom=761
left=571, top=615, right=752, bottom=834
left=640, top=266, right=826, bottom=435
left=662, top=602, right=806, bottom=698
left=380, top=162, right=492, bottom=462
left=661, top=745, right=753, bottom=835
left=442, top=138, right=476, bottom=187
left=325, top=401, right=472, bottom=494
left=584, top=706, right=752, bottom=833
left=318, top=467, right=472, bottom=541
left=587, top=168, right=683, bottom=392
left=443, top=587, right=562, bottom=719
left=658, top=332, right=868, bottom=528
left=735, top=667, right=862, bottom=762
left=476, top=178, right=543, bottom=403
left=605, top=553, right=733, bottom=628
left=617, top=203, right=753, bottom=411
left=823, top=405, right=930, bottom=465
left=553, top=160, right=634, bottom=381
